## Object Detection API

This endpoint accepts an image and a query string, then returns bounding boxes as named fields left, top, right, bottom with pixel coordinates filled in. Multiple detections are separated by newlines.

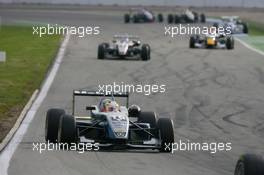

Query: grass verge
left=246, top=20, right=264, bottom=36
left=0, top=25, right=62, bottom=142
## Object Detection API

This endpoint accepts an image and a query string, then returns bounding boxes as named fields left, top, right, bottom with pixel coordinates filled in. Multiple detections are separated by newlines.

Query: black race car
left=124, top=8, right=163, bottom=23
left=167, top=9, right=206, bottom=24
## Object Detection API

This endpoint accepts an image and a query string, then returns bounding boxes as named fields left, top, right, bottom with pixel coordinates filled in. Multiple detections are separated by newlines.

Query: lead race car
left=45, top=90, right=174, bottom=152
left=98, top=35, right=151, bottom=60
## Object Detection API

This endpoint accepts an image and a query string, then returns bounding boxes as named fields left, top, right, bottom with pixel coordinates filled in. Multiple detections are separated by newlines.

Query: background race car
left=98, top=35, right=151, bottom=60
left=124, top=8, right=163, bottom=23
left=189, top=33, right=234, bottom=50
left=214, top=16, right=248, bottom=34
left=167, top=9, right=206, bottom=24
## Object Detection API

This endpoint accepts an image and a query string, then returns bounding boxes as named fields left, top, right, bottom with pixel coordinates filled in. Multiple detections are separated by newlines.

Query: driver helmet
left=100, top=99, right=120, bottom=112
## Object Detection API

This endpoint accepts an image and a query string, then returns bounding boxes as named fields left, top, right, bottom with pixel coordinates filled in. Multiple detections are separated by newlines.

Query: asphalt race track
left=1, top=7, right=264, bottom=175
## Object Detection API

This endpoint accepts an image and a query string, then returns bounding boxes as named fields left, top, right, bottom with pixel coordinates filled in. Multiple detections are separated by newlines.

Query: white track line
left=236, top=37, right=264, bottom=56
left=0, top=33, right=70, bottom=175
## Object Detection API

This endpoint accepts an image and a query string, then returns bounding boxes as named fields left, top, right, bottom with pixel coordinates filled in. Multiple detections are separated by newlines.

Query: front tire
left=124, top=14, right=130, bottom=23
left=98, top=43, right=108, bottom=59
left=141, top=44, right=151, bottom=61
left=45, top=108, right=65, bottom=143
left=190, top=35, right=196, bottom=48
left=175, top=14, right=181, bottom=24
left=58, top=114, right=77, bottom=144
left=234, top=154, right=264, bottom=175
left=158, top=118, right=174, bottom=152
left=226, top=36, right=234, bottom=50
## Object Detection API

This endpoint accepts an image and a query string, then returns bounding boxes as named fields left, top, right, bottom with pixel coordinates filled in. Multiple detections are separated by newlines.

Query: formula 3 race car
left=124, top=8, right=163, bottom=23
left=215, top=16, right=248, bottom=34
left=234, top=154, right=264, bottom=175
left=189, top=33, right=234, bottom=50
left=98, top=35, right=151, bottom=60
left=167, top=9, right=206, bottom=24
left=45, top=90, right=174, bottom=152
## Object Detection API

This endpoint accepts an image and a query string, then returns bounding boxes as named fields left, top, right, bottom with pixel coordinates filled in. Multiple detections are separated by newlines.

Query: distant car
left=189, top=32, right=234, bottom=50
left=97, top=35, right=151, bottom=60
left=124, top=8, right=163, bottom=23
left=234, top=154, right=264, bottom=175
left=45, top=90, right=175, bottom=152
left=167, top=9, right=206, bottom=24
left=215, top=16, right=248, bottom=34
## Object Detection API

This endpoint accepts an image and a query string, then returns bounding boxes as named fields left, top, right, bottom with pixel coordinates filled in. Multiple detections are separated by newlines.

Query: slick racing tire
left=174, top=14, right=181, bottom=24
left=141, top=44, right=151, bottom=61
left=158, top=118, right=174, bottom=152
left=242, top=23, right=248, bottom=34
left=133, top=15, right=139, bottom=23
left=234, top=154, right=264, bottom=175
left=167, top=14, right=174, bottom=24
left=200, top=13, right=206, bottom=23
left=45, top=108, right=65, bottom=143
left=189, top=35, right=196, bottom=48
left=138, top=111, right=158, bottom=137
left=58, top=114, right=77, bottom=144
left=226, top=36, right=234, bottom=50
left=138, top=111, right=157, bottom=128
left=124, top=13, right=130, bottom=23
left=98, top=43, right=108, bottom=59
left=157, top=13, right=163, bottom=23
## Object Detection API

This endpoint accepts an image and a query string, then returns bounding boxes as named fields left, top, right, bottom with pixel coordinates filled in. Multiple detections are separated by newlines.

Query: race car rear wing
left=72, top=90, right=129, bottom=115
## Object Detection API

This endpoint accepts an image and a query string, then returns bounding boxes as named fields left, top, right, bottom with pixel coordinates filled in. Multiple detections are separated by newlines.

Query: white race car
left=45, top=90, right=175, bottom=152
left=216, top=16, right=248, bottom=34
left=98, top=35, right=151, bottom=60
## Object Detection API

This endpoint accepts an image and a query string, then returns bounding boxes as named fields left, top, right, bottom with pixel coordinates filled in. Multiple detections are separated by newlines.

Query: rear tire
left=242, top=23, right=248, bottom=34
left=124, top=14, right=130, bottom=23
left=58, top=114, right=77, bottom=144
left=157, top=13, right=163, bottom=23
left=45, top=108, right=65, bottom=143
left=190, top=35, right=196, bottom=48
left=141, top=44, right=151, bottom=61
left=200, top=13, right=206, bottom=23
left=234, top=154, right=264, bottom=175
left=167, top=14, right=174, bottom=24
left=138, top=111, right=157, bottom=128
left=158, top=118, right=174, bottom=152
left=226, top=36, right=234, bottom=50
